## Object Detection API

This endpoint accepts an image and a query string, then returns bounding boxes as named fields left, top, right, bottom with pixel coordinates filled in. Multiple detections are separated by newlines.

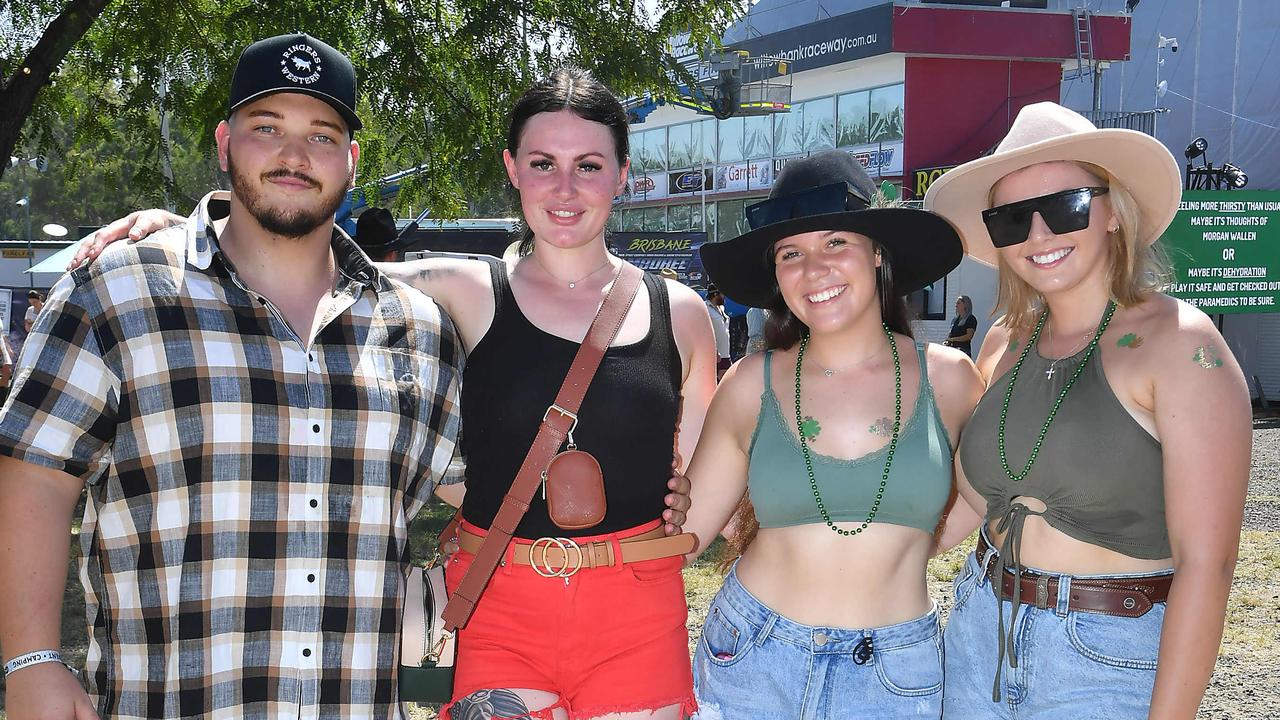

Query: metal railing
left=1081, top=109, right=1160, bottom=136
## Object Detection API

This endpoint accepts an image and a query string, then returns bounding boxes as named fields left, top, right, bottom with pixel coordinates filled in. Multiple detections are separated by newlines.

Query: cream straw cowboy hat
left=923, top=102, right=1180, bottom=267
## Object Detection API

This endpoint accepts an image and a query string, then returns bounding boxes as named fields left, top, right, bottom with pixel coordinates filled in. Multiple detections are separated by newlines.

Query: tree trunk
left=0, top=0, right=112, bottom=182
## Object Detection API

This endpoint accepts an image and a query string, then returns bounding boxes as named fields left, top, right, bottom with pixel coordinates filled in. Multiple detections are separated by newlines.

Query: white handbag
left=400, top=564, right=457, bottom=702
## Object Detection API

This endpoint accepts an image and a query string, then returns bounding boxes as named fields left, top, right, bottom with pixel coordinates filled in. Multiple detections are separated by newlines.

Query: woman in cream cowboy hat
left=925, top=102, right=1250, bottom=718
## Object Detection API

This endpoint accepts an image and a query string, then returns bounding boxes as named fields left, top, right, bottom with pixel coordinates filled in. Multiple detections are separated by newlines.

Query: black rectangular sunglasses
left=746, top=181, right=872, bottom=231
left=981, top=186, right=1109, bottom=248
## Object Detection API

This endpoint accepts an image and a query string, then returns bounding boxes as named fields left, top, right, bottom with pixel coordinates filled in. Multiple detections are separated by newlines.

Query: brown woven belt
left=975, top=531, right=1172, bottom=618
left=454, top=526, right=697, bottom=578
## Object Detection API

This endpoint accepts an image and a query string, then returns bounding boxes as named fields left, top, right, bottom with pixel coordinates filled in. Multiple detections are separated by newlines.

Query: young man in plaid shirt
left=0, top=34, right=464, bottom=719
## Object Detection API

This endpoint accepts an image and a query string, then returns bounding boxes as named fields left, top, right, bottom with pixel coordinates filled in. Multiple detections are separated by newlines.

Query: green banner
left=1163, top=190, right=1280, bottom=314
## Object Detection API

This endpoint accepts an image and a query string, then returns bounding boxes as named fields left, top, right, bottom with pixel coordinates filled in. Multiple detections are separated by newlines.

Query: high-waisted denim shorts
left=943, top=538, right=1170, bottom=719
left=693, top=565, right=943, bottom=719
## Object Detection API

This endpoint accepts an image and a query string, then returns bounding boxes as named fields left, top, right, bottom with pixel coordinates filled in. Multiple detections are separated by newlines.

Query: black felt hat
left=699, top=150, right=962, bottom=308
left=355, top=208, right=404, bottom=253
left=228, top=33, right=362, bottom=132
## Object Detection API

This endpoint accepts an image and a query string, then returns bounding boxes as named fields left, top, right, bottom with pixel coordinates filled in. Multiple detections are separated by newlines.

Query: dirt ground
left=2, top=421, right=1277, bottom=718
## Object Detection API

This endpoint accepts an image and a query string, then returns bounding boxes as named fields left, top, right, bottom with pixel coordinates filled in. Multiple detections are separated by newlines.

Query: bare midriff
left=985, top=497, right=1173, bottom=575
left=735, top=522, right=934, bottom=629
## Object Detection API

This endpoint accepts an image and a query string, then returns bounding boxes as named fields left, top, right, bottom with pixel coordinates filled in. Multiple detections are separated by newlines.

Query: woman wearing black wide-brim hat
left=679, top=149, right=984, bottom=717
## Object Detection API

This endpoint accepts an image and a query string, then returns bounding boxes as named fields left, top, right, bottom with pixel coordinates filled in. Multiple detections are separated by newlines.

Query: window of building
left=718, top=116, right=745, bottom=164
left=743, top=115, right=772, bottom=160
left=668, top=123, right=696, bottom=170
left=906, top=277, right=947, bottom=321
left=837, top=90, right=871, bottom=148
left=869, top=84, right=905, bottom=143
left=716, top=198, right=760, bottom=243
left=632, top=128, right=668, bottom=174
left=774, top=103, right=804, bottom=157
left=801, top=96, right=836, bottom=152
left=620, top=208, right=645, bottom=231
left=702, top=202, right=717, bottom=238
left=668, top=203, right=695, bottom=231
left=642, top=206, right=667, bottom=231
left=695, top=119, right=716, bottom=167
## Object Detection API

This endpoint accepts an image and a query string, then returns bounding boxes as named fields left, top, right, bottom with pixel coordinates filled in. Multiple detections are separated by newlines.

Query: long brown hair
left=720, top=196, right=917, bottom=569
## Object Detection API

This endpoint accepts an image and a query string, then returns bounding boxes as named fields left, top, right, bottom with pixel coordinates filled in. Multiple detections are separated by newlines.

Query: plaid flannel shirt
left=0, top=192, right=464, bottom=719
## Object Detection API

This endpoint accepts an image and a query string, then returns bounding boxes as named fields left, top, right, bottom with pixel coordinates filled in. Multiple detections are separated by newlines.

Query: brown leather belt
left=454, top=526, right=697, bottom=578
left=975, top=532, right=1172, bottom=618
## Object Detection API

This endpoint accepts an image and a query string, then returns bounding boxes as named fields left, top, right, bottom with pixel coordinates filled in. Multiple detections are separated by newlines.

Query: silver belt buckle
left=1035, top=574, right=1052, bottom=610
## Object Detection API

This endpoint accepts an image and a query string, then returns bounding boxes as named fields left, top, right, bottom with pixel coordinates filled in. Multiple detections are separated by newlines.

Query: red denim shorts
left=441, top=519, right=696, bottom=719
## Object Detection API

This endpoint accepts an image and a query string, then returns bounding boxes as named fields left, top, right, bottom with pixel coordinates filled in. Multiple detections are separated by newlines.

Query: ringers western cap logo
left=280, top=42, right=323, bottom=85
left=228, top=33, right=363, bottom=132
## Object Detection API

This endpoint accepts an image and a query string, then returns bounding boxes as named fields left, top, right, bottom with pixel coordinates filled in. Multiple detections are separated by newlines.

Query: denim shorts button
left=813, top=631, right=829, bottom=646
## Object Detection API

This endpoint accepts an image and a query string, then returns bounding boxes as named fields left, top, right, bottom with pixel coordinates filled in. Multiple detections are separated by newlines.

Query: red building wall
left=901, top=57, right=1061, bottom=199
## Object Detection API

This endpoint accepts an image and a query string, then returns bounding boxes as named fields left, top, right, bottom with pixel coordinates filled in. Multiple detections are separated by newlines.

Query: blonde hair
left=993, top=162, right=1171, bottom=333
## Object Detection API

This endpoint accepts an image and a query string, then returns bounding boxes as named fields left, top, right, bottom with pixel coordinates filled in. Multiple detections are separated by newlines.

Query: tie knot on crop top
left=746, top=343, right=953, bottom=535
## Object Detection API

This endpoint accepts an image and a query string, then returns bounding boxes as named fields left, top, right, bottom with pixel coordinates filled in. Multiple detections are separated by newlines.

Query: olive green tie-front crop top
left=747, top=345, right=954, bottom=535
left=959, top=340, right=1168, bottom=560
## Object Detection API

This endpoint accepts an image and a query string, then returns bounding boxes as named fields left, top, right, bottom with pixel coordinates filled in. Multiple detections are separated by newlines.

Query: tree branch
left=0, top=0, right=112, bottom=182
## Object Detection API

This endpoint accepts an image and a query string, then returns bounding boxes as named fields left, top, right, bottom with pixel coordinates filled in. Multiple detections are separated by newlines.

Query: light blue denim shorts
left=693, top=565, right=942, bottom=719
left=943, top=535, right=1170, bottom=719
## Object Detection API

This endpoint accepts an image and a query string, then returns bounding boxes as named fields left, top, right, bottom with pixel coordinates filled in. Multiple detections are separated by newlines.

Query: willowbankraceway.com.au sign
left=1164, top=190, right=1280, bottom=314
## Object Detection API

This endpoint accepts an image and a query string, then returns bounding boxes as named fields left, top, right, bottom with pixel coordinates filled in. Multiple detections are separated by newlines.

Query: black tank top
left=458, top=260, right=683, bottom=538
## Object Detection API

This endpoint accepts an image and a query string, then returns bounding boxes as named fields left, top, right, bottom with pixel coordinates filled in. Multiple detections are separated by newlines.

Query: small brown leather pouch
left=544, top=449, right=606, bottom=530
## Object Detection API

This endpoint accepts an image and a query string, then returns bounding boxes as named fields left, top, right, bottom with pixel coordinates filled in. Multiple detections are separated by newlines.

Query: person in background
left=355, top=206, right=407, bottom=262
left=745, top=306, right=768, bottom=355
left=945, top=294, right=978, bottom=357
left=23, top=291, right=43, bottom=334
left=705, top=284, right=731, bottom=378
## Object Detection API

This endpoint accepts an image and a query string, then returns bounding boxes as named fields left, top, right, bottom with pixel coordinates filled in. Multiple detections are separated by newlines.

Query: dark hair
left=27, top=290, right=41, bottom=299
left=507, top=67, right=629, bottom=256
left=720, top=238, right=915, bottom=569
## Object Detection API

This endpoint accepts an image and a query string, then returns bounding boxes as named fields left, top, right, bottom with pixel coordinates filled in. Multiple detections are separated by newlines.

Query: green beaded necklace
left=997, top=301, right=1117, bottom=482
left=794, top=324, right=901, bottom=536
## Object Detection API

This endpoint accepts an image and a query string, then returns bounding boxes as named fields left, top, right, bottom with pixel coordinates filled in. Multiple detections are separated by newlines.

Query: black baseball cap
left=228, top=33, right=362, bottom=133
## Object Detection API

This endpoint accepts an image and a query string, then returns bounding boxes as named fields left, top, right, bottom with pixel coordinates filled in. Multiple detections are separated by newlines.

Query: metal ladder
left=1065, top=8, right=1095, bottom=80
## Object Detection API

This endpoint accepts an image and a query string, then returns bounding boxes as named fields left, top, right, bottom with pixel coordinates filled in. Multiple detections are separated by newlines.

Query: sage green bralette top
left=747, top=344, right=953, bottom=535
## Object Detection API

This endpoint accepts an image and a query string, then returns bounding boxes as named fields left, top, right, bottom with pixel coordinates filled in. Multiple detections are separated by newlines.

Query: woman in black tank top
left=924, top=103, right=1251, bottom=718
left=415, top=70, right=718, bottom=720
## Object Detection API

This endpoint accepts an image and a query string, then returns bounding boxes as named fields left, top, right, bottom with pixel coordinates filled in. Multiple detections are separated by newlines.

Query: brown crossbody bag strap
left=440, top=262, right=644, bottom=631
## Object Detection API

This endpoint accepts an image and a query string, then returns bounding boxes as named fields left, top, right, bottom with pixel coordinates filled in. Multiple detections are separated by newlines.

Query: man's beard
left=227, top=151, right=348, bottom=238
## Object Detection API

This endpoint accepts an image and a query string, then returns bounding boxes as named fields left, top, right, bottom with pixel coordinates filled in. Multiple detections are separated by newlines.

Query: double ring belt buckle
left=529, top=537, right=584, bottom=578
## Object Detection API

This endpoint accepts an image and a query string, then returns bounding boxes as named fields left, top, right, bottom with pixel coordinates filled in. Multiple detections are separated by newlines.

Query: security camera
left=1159, top=35, right=1179, bottom=52
left=1170, top=39, right=1179, bottom=52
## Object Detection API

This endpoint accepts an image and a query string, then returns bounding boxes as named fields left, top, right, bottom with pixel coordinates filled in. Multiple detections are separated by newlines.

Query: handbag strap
left=441, top=262, right=644, bottom=631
